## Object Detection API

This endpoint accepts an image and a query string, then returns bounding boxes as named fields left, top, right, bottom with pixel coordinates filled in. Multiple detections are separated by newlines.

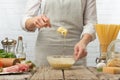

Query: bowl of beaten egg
left=47, top=55, right=75, bottom=69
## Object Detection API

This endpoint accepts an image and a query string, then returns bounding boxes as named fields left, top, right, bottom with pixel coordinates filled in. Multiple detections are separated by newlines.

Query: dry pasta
left=95, top=24, right=120, bottom=56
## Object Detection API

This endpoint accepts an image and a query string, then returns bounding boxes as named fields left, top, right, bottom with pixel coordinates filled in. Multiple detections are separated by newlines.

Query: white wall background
left=0, top=0, right=120, bottom=67
left=0, top=0, right=37, bottom=62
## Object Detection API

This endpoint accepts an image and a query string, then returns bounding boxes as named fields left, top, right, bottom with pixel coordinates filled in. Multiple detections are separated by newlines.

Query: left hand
left=74, top=41, right=87, bottom=61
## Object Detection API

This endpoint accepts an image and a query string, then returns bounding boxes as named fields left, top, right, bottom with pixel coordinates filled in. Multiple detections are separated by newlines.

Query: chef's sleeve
left=81, top=0, right=97, bottom=41
left=21, top=0, right=41, bottom=32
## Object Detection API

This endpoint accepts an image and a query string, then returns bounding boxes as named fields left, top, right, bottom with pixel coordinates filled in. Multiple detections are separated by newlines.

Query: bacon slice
left=3, top=64, right=29, bottom=73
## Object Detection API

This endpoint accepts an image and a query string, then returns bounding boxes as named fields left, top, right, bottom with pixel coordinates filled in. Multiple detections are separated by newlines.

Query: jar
left=96, top=43, right=108, bottom=64
left=106, top=39, right=120, bottom=67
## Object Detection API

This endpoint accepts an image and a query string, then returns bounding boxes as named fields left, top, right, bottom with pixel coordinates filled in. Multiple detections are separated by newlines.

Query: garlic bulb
left=96, top=62, right=106, bottom=71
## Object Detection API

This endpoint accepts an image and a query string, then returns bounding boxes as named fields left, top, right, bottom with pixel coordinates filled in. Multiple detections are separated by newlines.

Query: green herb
left=0, top=49, right=16, bottom=58
left=97, top=68, right=103, bottom=72
left=0, top=49, right=5, bottom=53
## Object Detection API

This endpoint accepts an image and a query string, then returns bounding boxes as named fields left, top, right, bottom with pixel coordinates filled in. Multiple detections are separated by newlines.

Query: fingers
left=74, top=46, right=79, bottom=60
left=74, top=47, right=87, bottom=61
left=34, top=18, right=45, bottom=28
left=79, top=49, right=87, bottom=59
left=33, top=15, right=51, bottom=28
left=74, top=49, right=83, bottom=61
left=41, top=15, right=51, bottom=27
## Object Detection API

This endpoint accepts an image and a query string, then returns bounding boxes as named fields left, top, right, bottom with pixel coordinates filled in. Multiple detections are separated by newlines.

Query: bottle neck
left=16, top=40, right=24, bottom=53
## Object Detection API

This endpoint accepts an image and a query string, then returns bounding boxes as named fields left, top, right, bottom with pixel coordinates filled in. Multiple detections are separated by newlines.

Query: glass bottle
left=16, top=36, right=26, bottom=61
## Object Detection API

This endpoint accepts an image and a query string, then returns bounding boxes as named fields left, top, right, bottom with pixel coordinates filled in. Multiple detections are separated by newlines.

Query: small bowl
left=47, top=55, right=75, bottom=69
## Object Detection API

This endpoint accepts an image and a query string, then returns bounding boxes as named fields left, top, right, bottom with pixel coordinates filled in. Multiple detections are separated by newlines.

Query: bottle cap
left=18, top=36, right=22, bottom=40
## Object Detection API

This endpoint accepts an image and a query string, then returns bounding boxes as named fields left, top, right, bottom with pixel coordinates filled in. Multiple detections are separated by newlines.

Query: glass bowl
left=47, top=55, right=75, bottom=69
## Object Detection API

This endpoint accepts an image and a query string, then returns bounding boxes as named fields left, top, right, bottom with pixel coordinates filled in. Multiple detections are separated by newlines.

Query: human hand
left=32, top=15, right=51, bottom=28
left=74, top=41, right=87, bottom=61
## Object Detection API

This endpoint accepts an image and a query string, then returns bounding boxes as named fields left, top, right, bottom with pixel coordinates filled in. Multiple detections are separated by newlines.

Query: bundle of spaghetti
left=95, top=24, right=120, bottom=53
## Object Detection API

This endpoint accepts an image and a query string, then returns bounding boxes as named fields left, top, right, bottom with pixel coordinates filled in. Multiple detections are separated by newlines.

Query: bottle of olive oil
left=16, top=36, right=26, bottom=61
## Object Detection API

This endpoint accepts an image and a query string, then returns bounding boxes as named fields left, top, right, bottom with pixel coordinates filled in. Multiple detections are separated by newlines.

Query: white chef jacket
left=21, top=0, right=97, bottom=66
left=21, top=0, right=97, bottom=40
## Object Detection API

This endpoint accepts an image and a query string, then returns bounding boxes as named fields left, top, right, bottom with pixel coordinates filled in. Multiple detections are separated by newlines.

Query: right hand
left=32, top=15, right=51, bottom=28
left=74, top=41, right=87, bottom=61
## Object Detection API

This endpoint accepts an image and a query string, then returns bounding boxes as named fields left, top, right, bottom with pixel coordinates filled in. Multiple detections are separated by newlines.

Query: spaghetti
left=95, top=24, right=120, bottom=58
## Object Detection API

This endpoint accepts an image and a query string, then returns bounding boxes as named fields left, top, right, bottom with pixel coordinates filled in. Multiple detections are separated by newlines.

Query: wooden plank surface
left=0, top=66, right=120, bottom=80
left=30, top=66, right=63, bottom=80
left=0, top=72, right=32, bottom=80
left=30, top=66, right=98, bottom=80
left=30, top=66, right=120, bottom=80
left=64, top=66, right=98, bottom=80
left=88, top=67, right=120, bottom=80
left=0, top=66, right=119, bottom=80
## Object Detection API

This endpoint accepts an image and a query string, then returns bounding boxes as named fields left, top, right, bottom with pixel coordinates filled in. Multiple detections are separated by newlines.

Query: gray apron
left=35, top=0, right=86, bottom=66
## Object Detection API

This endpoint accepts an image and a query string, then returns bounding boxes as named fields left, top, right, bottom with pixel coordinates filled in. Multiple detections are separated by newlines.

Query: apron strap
left=41, top=0, right=46, bottom=14
left=37, top=0, right=46, bottom=31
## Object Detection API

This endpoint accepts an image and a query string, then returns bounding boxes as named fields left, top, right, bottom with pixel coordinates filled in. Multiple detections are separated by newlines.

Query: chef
left=21, top=0, right=97, bottom=66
